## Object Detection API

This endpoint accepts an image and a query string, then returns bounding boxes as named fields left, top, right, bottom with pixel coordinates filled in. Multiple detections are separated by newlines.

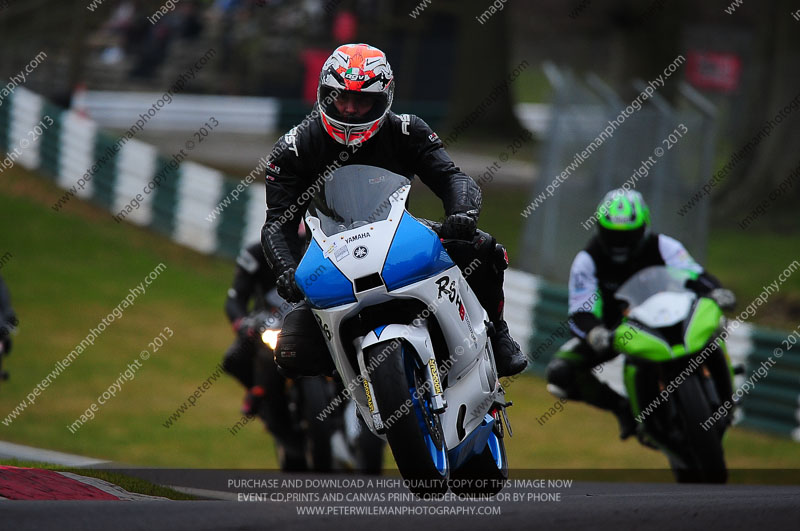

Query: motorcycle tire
left=671, top=374, right=728, bottom=483
left=448, top=414, right=508, bottom=496
left=298, top=377, right=334, bottom=472
left=354, top=414, right=386, bottom=475
left=366, top=340, right=449, bottom=495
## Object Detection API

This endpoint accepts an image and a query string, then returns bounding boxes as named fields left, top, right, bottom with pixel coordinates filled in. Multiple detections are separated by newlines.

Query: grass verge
left=0, top=167, right=798, bottom=479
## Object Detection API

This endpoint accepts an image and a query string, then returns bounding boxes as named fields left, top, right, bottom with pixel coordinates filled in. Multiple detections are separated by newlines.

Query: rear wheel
left=670, top=375, right=727, bottom=483
left=367, top=340, right=448, bottom=494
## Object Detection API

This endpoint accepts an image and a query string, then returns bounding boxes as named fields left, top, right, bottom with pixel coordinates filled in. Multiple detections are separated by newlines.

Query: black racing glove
left=276, top=268, right=304, bottom=303
left=440, top=210, right=478, bottom=240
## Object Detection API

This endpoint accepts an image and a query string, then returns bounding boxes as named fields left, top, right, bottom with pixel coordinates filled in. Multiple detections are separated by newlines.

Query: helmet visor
left=319, top=87, right=390, bottom=126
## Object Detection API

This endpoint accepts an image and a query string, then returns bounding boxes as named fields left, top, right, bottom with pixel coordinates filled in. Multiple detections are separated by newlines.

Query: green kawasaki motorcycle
left=613, top=266, right=734, bottom=483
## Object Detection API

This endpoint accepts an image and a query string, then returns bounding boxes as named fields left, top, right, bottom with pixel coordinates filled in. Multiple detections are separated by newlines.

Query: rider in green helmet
left=545, top=189, right=736, bottom=439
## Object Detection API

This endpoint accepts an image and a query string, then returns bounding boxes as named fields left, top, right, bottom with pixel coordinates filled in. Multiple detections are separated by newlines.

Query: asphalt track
left=3, top=475, right=799, bottom=531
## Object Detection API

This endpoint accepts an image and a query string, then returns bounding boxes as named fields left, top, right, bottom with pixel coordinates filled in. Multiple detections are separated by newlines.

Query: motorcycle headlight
left=261, top=329, right=280, bottom=350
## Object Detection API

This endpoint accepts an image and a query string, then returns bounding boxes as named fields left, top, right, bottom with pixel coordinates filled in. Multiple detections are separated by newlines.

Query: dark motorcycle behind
left=0, top=341, right=9, bottom=386
left=0, top=326, right=13, bottom=387
left=248, top=290, right=384, bottom=473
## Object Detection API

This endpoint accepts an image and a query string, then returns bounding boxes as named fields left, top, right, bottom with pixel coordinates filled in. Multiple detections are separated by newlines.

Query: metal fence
left=520, top=63, right=717, bottom=283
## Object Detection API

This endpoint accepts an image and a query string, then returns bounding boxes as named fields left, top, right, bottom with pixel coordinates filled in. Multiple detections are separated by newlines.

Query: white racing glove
left=587, top=326, right=614, bottom=353
left=709, top=288, right=736, bottom=311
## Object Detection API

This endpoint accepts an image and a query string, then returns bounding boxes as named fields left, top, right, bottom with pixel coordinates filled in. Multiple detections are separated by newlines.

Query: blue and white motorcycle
left=294, top=165, right=510, bottom=494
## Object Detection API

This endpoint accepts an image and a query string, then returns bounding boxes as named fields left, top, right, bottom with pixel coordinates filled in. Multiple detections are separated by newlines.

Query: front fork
left=356, top=324, right=448, bottom=434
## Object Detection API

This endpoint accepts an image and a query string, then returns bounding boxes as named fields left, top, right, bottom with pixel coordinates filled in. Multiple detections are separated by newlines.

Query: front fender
left=359, top=323, right=435, bottom=375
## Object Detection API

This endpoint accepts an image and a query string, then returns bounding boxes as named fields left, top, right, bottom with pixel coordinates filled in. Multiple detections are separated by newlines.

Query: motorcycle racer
left=545, top=189, right=736, bottom=439
left=261, top=43, right=527, bottom=378
left=223, top=241, right=293, bottom=420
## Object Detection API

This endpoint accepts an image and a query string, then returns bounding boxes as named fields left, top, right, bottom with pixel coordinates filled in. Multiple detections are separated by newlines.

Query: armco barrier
left=71, top=91, right=549, bottom=138
left=738, top=328, right=800, bottom=441
left=527, top=280, right=570, bottom=373
left=1, top=88, right=261, bottom=259
left=2, top=88, right=798, bottom=441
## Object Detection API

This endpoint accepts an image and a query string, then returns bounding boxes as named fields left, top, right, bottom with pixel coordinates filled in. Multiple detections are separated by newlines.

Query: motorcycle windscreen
left=627, top=292, right=695, bottom=328
left=307, top=165, right=410, bottom=237
left=615, top=266, right=695, bottom=308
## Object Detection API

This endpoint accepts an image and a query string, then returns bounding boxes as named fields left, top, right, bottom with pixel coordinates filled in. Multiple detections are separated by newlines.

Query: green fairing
left=624, top=364, right=641, bottom=418
left=614, top=323, right=673, bottom=361
left=555, top=350, right=584, bottom=362
left=615, top=297, right=722, bottom=362
left=592, top=290, right=603, bottom=319
left=684, top=298, right=723, bottom=353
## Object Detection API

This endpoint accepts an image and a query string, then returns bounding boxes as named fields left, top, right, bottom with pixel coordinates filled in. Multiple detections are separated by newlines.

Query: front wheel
left=297, top=377, right=334, bottom=472
left=366, top=340, right=448, bottom=494
left=670, top=374, right=727, bottom=483
left=449, top=413, right=508, bottom=496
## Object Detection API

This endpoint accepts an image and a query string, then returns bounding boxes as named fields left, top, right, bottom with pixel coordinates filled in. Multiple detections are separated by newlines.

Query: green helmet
left=596, top=189, right=650, bottom=263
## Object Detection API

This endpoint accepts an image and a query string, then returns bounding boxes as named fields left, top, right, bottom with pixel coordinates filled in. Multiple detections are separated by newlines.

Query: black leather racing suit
left=223, top=242, right=280, bottom=388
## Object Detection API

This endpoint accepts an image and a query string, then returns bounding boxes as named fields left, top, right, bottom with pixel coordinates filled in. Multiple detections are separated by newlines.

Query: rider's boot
left=491, top=319, right=528, bottom=377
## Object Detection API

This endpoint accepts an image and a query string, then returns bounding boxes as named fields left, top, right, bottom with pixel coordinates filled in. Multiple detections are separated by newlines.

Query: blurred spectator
left=331, top=9, right=357, bottom=43
left=129, top=19, right=172, bottom=79
left=104, top=0, right=137, bottom=36
left=301, top=49, right=330, bottom=103
left=86, top=0, right=379, bottom=93
left=98, top=0, right=139, bottom=65
left=172, top=1, right=205, bottom=40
